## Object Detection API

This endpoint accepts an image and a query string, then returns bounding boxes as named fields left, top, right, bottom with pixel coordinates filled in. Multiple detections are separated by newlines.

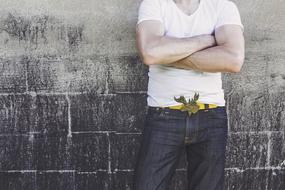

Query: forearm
left=168, top=45, right=244, bottom=73
left=143, top=34, right=216, bottom=65
left=167, top=25, right=245, bottom=73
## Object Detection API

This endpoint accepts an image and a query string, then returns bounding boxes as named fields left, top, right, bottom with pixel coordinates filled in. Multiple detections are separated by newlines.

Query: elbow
left=142, top=55, right=157, bottom=66
left=229, top=53, right=245, bottom=73
left=141, top=48, right=161, bottom=65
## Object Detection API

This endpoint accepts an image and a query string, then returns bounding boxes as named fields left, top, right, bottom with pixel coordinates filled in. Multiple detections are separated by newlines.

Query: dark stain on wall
left=67, top=25, right=84, bottom=52
left=2, top=13, right=48, bottom=45
left=1, top=12, right=85, bottom=52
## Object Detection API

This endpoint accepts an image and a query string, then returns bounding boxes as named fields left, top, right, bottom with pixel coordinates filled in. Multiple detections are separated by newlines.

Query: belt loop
left=205, top=104, right=209, bottom=109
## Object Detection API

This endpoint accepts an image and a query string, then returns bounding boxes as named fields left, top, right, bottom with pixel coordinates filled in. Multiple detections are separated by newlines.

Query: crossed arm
left=136, top=20, right=245, bottom=73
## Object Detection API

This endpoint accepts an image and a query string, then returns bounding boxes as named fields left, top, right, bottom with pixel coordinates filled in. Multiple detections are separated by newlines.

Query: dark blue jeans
left=133, top=105, right=228, bottom=190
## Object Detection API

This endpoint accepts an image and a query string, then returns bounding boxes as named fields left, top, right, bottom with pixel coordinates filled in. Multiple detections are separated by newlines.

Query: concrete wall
left=0, top=0, right=284, bottom=189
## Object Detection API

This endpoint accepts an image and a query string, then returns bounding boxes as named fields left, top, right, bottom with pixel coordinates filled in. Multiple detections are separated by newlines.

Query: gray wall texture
left=0, top=0, right=284, bottom=189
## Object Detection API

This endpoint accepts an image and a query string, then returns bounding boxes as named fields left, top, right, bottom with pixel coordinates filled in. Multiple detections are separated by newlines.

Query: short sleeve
left=215, top=0, right=244, bottom=32
left=137, top=0, right=163, bottom=25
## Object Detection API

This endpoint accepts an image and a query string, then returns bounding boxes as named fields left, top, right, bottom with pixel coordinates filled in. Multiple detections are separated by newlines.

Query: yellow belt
left=168, top=102, right=218, bottom=110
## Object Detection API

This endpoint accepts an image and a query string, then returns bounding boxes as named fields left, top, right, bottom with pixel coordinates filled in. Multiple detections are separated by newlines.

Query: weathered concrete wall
left=0, top=0, right=284, bottom=189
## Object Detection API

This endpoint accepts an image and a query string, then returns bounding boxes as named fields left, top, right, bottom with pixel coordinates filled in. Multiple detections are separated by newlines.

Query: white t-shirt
left=137, top=0, right=244, bottom=107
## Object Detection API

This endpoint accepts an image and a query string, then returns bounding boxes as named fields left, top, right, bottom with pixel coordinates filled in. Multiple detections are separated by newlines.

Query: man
left=133, top=0, right=244, bottom=190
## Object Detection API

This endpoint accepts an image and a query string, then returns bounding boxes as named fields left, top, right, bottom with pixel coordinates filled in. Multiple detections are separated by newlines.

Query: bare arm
left=136, top=20, right=216, bottom=65
left=167, top=25, right=245, bottom=73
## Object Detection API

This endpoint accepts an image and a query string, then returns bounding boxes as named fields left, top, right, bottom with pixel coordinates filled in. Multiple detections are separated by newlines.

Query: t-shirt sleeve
left=215, top=0, right=244, bottom=32
left=137, top=0, right=163, bottom=25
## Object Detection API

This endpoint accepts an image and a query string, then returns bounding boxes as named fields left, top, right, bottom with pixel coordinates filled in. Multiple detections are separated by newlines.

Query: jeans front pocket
left=201, top=107, right=228, bottom=129
left=146, top=108, right=185, bottom=123
left=153, top=110, right=178, bottom=120
left=208, top=107, right=227, bottom=118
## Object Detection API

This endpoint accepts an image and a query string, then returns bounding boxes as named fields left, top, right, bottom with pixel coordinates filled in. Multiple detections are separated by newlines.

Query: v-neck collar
left=171, top=0, right=203, bottom=18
